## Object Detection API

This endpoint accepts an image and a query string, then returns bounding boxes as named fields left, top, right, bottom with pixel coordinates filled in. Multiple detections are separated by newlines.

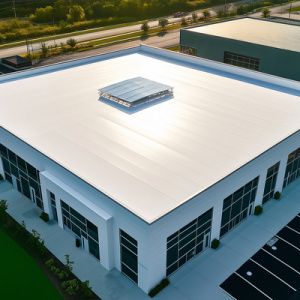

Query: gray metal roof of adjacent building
left=186, top=17, right=300, bottom=53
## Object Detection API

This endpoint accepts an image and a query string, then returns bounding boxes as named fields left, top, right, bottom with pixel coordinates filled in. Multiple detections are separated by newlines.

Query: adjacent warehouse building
left=180, top=17, right=300, bottom=81
left=0, top=45, right=300, bottom=293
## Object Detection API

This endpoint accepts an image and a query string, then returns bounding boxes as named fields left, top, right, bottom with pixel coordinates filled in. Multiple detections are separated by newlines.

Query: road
left=34, top=30, right=180, bottom=67
left=0, top=0, right=300, bottom=59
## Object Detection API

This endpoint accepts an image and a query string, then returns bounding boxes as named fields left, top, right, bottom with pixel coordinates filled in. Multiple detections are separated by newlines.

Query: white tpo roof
left=187, top=18, right=300, bottom=53
left=0, top=45, right=300, bottom=223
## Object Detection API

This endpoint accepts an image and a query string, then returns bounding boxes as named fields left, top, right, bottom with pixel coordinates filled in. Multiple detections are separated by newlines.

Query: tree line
left=23, top=0, right=226, bottom=23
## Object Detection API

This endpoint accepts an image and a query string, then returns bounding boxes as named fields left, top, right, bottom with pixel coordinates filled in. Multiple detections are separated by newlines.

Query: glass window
left=121, top=247, right=138, bottom=273
left=220, top=176, right=259, bottom=238
left=70, top=207, right=86, bottom=224
left=17, top=156, right=26, bottom=172
left=120, top=230, right=138, bottom=284
left=263, top=162, right=280, bottom=205
left=60, top=200, right=100, bottom=261
left=0, top=144, right=8, bottom=158
left=121, top=264, right=138, bottom=284
left=120, top=230, right=137, bottom=246
left=283, top=148, right=300, bottom=188
left=166, top=208, right=213, bottom=277
left=89, top=237, right=100, bottom=260
left=26, top=163, right=37, bottom=180
left=224, top=51, right=260, bottom=71
left=0, top=145, right=43, bottom=210
left=167, top=244, right=178, bottom=266
left=8, top=149, right=17, bottom=165
left=87, top=220, right=98, bottom=242
left=2, top=158, right=10, bottom=173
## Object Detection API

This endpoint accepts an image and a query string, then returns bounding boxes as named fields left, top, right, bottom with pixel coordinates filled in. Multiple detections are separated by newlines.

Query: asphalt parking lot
left=220, top=213, right=300, bottom=300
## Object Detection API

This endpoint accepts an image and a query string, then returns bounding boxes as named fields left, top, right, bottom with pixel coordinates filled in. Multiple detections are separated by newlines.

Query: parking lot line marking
left=286, top=225, right=300, bottom=235
left=250, top=258, right=297, bottom=291
left=261, top=248, right=300, bottom=275
left=275, top=235, right=300, bottom=252
left=235, top=272, right=272, bottom=300
left=219, top=286, right=237, bottom=300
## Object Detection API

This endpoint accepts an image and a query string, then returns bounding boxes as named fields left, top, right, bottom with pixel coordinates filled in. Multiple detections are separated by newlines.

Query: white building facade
left=0, top=45, right=299, bottom=293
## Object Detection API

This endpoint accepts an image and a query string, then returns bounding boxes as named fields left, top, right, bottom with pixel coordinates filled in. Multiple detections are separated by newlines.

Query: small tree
left=158, top=18, right=168, bottom=30
left=141, top=21, right=149, bottom=34
left=262, top=8, right=270, bottom=18
left=217, top=6, right=228, bottom=18
left=237, top=4, right=246, bottom=15
left=202, top=10, right=211, bottom=19
left=66, top=38, right=77, bottom=47
left=191, top=12, right=198, bottom=23
left=41, top=42, right=48, bottom=57
left=65, top=254, right=74, bottom=274
left=181, top=17, right=187, bottom=26
left=68, top=5, right=85, bottom=22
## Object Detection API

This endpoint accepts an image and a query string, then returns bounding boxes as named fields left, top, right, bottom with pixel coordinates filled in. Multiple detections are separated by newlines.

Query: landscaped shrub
left=254, top=205, right=263, bottom=215
left=58, top=270, right=69, bottom=280
left=274, top=191, right=281, bottom=200
left=61, top=279, right=80, bottom=295
left=0, top=174, right=3, bottom=180
left=66, top=38, right=76, bottom=47
left=4, top=218, right=16, bottom=231
left=81, top=280, right=93, bottom=298
left=40, top=212, right=49, bottom=222
left=65, top=254, right=74, bottom=274
left=26, top=229, right=47, bottom=257
left=148, top=278, right=169, bottom=298
left=45, top=259, right=54, bottom=268
left=51, top=265, right=61, bottom=276
left=211, top=238, right=220, bottom=249
left=0, top=199, right=8, bottom=223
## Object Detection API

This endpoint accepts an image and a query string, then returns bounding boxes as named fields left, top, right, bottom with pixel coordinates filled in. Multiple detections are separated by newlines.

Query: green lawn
left=0, top=229, right=63, bottom=300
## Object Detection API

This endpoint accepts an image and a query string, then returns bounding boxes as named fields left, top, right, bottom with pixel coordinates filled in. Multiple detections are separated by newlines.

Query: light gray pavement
left=1, top=178, right=300, bottom=300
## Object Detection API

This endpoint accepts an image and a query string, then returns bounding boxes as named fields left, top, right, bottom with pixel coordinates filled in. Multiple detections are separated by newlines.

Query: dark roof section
left=0, top=64, right=15, bottom=75
left=2, top=55, right=32, bottom=69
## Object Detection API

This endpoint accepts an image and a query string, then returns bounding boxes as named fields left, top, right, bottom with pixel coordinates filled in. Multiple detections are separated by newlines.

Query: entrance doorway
left=29, top=186, right=36, bottom=204
left=11, top=175, right=18, bottom=190
left=248, top=203, right=254, bottom=216
left=204, top=232, right=211, bottom=249
left=81, top=236, right=89, bottom=253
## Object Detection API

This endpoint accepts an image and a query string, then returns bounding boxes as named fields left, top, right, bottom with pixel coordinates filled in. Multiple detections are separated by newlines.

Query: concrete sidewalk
left=1, top=179, right=299, bottom=300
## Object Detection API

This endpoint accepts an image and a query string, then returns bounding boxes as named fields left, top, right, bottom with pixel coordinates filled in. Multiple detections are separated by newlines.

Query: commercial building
left=0, top=45, right=300, bottom=293
left=180, top=17, right=300, bottom=81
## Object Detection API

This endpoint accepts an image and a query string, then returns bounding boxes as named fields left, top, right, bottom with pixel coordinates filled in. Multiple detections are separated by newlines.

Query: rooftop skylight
left=98, top=77, right=173, bottom=111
